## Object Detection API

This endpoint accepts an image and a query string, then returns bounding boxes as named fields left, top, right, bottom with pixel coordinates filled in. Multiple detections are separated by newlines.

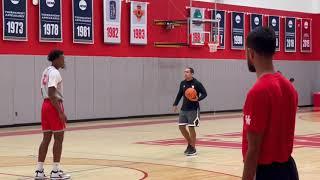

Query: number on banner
left=302, top=40, right=310, bottom=48
left=107, top=27, right=119, bottom=38
left=133, top=29, right=145, bottom=39
left=77, top=26, right=91, bottom=38
left=6, top=21, right=24, bottom=34
left=276, top=38, right=279, bottom=47
left=286, top=39, right=295, bottom=48
left=43, top=24, right=59, bottom=36
left=233, top=35, right=243, bottom=45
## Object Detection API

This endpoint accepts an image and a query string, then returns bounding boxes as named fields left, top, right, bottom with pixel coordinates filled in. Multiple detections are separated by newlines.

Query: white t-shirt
left=41, top=66, right=63, bottom=100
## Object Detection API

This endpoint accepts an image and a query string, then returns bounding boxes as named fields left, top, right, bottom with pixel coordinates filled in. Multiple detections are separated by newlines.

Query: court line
left=0, top=114, right=241, bottom=137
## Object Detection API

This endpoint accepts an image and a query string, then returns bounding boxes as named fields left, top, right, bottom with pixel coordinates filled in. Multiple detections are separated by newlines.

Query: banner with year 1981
left=73, top=0, right=94, bottom=44
left=3, top=0, right=27, bottom=41
left=39, top=0, right=62, bottom=42
left=231, top=12, right=245, bottom=50
left=130, top=1, right=148, bottom=45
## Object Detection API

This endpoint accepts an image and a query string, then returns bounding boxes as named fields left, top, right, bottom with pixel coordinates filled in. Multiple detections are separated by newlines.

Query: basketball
left=185, top=88, right=197, bottom=100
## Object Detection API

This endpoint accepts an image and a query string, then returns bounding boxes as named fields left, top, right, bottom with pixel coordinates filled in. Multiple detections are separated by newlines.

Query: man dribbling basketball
left=173, top=67, right=207, bottom=156
left=242, top=27, right=299, bottom=180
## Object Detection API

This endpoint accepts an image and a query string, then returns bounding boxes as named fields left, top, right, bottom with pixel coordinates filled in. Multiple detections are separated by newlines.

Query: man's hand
left=173, top=106, right=179, bottom=113
left=189, top=96, right=199, bottom=102
left=59, top=112, right=67, bottom=123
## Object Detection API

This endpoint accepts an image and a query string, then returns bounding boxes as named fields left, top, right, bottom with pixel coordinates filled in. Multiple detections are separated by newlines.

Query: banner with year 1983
left=39, top=0, right=62, bottom=42
left=231, top=12, right=245, bottom=50
left=130, top=1, right=147, bottom=45
left=73, top=0, right=94, bottom=44
left=104, top=0, right=122, bottom=44
left=3, top=0, right=27, bottom=41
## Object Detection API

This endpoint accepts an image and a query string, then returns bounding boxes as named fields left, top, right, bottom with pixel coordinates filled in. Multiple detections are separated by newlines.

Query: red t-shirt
left=242, top=72, right=298, bottom=165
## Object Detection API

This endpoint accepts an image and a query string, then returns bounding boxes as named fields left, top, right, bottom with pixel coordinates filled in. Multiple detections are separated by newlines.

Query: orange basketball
left=185, top=88, right=197, bottom=100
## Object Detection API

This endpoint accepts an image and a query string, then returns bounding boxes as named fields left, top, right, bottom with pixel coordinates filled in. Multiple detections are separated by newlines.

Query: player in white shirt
left=35, top=50, right=70, bottom=180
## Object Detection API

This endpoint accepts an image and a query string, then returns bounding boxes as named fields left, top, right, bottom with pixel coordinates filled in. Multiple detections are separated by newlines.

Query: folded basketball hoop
left=207, top=42, right=218, bottom=53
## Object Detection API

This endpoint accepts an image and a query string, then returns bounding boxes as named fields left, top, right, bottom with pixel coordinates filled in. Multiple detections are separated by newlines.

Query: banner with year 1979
left=104, top=0, right=122, bottom=44
left=73, top=0, right=94, bottom=44
left=130, top=1, right=148, bottom=45
left=39, top=0, right=62, bottom=42
left=231, top=12, right=245, bottom=50
left=3, top=0, right=27, bottom=41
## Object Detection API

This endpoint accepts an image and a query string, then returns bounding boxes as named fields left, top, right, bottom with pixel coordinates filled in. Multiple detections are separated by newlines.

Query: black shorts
left=178, top=109, right=200, bottom=127
left=256, top=156, right=299, bottom=180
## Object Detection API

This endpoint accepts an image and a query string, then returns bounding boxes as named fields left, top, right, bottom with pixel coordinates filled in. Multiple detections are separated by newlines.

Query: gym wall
left=0, top=0, right=319, bottom=125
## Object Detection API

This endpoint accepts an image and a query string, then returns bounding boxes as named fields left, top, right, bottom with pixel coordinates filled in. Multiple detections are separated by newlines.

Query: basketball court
left=0, top=110, right=319, bottom=179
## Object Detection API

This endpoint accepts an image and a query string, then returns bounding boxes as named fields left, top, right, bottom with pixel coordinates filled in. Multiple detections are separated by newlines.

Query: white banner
left=130, top=1, right=147, bottom=45
left=190, top=7, right=205, bottom=45
left=104, top=0, right=122, bottom=44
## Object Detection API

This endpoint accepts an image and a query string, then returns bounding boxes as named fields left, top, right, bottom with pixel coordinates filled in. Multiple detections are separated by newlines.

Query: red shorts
left=41, top=99, right=66, bottom=132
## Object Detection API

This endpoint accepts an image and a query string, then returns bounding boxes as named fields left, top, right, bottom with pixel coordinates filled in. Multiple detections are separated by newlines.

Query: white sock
left=36, top=162, right=44, bottom=171
left=52, top=162, right=60, bottom=172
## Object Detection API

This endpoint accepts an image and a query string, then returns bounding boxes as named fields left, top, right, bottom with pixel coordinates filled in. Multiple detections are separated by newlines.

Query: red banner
left=301, top=19, right=312, bottom=53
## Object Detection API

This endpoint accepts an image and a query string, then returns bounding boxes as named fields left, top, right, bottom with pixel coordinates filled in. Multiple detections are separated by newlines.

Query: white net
left=208, top=43, right=218, bottom=52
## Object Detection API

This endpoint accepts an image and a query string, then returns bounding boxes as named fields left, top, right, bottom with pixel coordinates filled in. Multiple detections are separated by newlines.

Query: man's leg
left=38, top=131, right=53, bottom=163
left=53, top=131, right=64, bottom=167
left=188, top=126, right=196, bottom=148
left=179, top=125, right=191, bottom=144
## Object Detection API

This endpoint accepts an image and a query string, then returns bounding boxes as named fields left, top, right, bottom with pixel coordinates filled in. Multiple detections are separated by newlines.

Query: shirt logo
left=192, top=85, right=195, bottom=89
left=245, top=115, right=251, bottom=125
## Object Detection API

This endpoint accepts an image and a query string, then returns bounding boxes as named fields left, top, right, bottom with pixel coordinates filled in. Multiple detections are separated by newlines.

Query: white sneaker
left=34, top=169, right=46, bottom=180
left=50, top=170, right=71, bottom=180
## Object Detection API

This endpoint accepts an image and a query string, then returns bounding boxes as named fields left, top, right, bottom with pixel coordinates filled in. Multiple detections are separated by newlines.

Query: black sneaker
left=184, top=144, right=192, bottom=155
left=186, top=146, right=197, bottom=156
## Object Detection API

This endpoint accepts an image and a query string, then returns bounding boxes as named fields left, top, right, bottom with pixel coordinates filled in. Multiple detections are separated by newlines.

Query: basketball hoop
left=207, top=42, right=218, bottom=53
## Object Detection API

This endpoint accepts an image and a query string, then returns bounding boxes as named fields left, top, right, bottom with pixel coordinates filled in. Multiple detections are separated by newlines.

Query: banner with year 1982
left=301, top=18, right=312, bottom=53
left=130, top=1, right=147, bottom=45
left=39, top=0, right=62, bottom=42
left=3, top=0, right=27, bottom=41
left=104, top=0, right=122, bottom=44
left=285, top=17, right=296, bottom=52
left=231, top=12, right=245, bottom=50
left=73, top=0, right=94, bottom=44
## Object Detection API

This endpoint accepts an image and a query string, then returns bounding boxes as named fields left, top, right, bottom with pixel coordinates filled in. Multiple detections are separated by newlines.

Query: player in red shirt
left=242, top=27, right=299, bottom=180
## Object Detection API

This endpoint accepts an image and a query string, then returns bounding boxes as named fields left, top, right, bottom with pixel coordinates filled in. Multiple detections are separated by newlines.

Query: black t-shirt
left=173, top=78, right=207, bottom=111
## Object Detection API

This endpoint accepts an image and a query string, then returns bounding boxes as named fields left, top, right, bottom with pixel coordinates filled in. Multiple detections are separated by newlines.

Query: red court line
left=0, top=115, right=241, bottom=138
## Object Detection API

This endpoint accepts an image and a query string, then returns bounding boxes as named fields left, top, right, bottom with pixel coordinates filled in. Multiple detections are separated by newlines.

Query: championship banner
left=285, top=17, right=296, bottom=52
left=39, top=0, right=62, bottom=42
left=104, top=0, right=122, bottom=44
left=231, top=12, right=245, bottom=50
left=189, top=7, right=205, bottom=45
left=250, top=14, right=263, bottom=31
left=130, top=1, right=148, bottom=45
left=212, top=10, right=225, bottom=49
left=2, top=0, right=27, bottom=41
left=73, top=0, right=94, bottom=44
left=268, top=16, right=280, bottom=51
left=301, top=18, right=312, bottom=53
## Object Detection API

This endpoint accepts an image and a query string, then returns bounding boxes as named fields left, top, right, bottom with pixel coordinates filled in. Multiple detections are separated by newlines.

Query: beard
left=247, top=59, right=256, bottom=72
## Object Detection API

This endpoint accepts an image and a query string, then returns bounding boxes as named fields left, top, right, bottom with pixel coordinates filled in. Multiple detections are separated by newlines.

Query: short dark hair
left=246, top=26, right=276, bottom=58
left=48, top=49, right=64, bottom=62
left=187, top=67, right=194, bottom=74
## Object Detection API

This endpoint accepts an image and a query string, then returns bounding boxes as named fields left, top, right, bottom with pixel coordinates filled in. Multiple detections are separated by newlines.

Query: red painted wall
left=0, top=0, right=319, bottom=60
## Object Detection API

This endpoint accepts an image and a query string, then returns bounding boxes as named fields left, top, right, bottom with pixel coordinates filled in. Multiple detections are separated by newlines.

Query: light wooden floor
left=0, top=110, right=319, bottom=180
